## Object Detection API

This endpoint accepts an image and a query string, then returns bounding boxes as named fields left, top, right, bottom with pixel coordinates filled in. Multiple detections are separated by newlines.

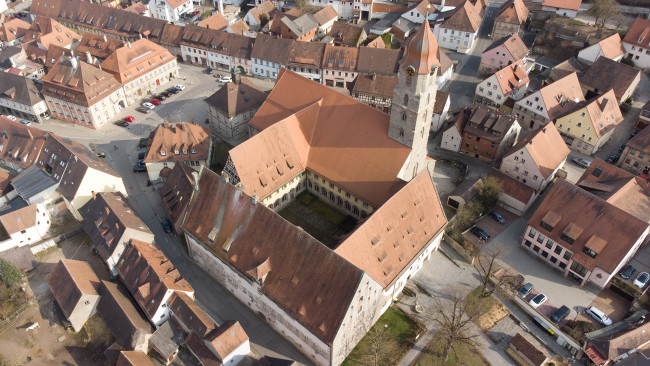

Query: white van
left=586, top=306, right=612, bottom=326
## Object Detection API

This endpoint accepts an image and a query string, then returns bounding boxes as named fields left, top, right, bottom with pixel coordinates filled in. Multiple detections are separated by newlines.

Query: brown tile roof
left=537, top=72, right=585, bottom=120
left=312, top=5, right=338, bottom=26
left=143, top=122, right=211, bottom=164
left=100, top=38, right=175, bottom=84
left=42, top=58, right=123, bottom=107
left=365, top=36, right=386, bottom=49
left=97, top=280, right=154, bottom=348
left=336, top=170, right=447, bottom=288
left=184, top=332, right=221, bottom=366
left=494, top=60, right=529, bottom=96
left=590, top=321, right=650, bottom=360
left=328, top=21, right=364, bottom=46
left=226, top=34, right=255, bottom=60
left=79, top=192, right=152, bottom=262
left=495, top=0, right=529, bottom=25
left=229, top=19, right=250, bottom=35
left=198, top=13, right=229, bottom=30
left=487, top=168, right=535, bottom=203
left=357, top=47, right=402, bottom=75
left=205, top=321, right=249, bottom=361
left=168, top=292, right=217, bottom=338
left=372, top=2, right=407, bottom=12
left=441, top=0, right=482, bottom=33
left=350, top=73, right=398, bottom=98
left=0, top=204, right=40, bottom=235
left=438, top=49, right=454, bottom=75
left=322, top=45, right=359, bottom=71
left=0, top=245, right=36, bottom=272
left=182, top=168, right=364, bottom=343
left=623, top=17, right=650, bottom=49
left=565, top=89, right=623, bottom=138
left=434, top=90, right=450, bottom=114
left=626, top=125, right=650, bottom=155
left=239, top=69, right=411, bottom=207
left=204, top=78, right=268, bottom=118
left=0, top=117, right=48, bottom=171
left=159, top=24, right=185, bottom=48
left=406, top=0, right=431, bottom=16
left=165, top=0, right=191, bottom=10
left=123, top=2, right=148, bottom=15
left=251, top=34, right=293, bottom=64
left=159, top=162, right=197, bottom=233
left=0, top=18, right=30, bottom=43
left=594, top=33, right=625, bottom=60
left=401, top=20, right=441, bottom=74
left=529, top=179, right=648, bottom=273
left=116, top=239, right=194, bottom=321
left=541, top=0, right=581, bottom=10
left=577, top=158, right=650, bottom=223
left=76, top=33, right=125, bottom=61
left=549, top=57, right=586, bottom=81
left=580, top=57, right=641, bottom=101
left=248, top=0, right=277, bottom=23
left=0, top=170, right=14, bottom=196
left=463, top=105, right=519, bottom=143
left=23, top=16, right=81, bottom=50
left=484, top=33, right=528, bottom=61
left=503, top=123, right=569, bottom=179
left=510, top=333, right=546, bottom=366
left=37, top=135, right=122, bottom=201
left=116, top=351, right=155, bottom=366
left=44, top=44, right=74, bottom=69
left=48, top=259, right=100, bottom=318
left=286, top=39, right=325, bottom=68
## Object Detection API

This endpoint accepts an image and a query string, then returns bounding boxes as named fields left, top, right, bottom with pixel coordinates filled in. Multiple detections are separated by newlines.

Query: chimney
left=221, top=171, right=230, bottom=184
left=92, top=191, right=96, bottom=200
left=191, top=171, right=200, bottom=192
left=127, top=42, right=132, bottom=49
left=372, top=72, right=376, bottom=80
left=218, top=0, right=224, bottom=14
left=103, top=35, right=107, bottom=42
left=232, top=68, right=241, bottom=85
left=85, top=51, right=93, bottom=64
left=236, top=182, right=245, bottom=191
left=69, top=55, right=78, bottom=69
left=251, top=194, right=258, bottom=205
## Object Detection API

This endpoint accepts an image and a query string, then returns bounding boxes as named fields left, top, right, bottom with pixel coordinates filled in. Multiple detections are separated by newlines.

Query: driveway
left=463, top=209, right=520, bottom=247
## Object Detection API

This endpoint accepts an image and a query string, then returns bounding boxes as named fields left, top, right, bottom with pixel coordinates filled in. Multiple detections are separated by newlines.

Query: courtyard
left=278, top=192, right=357, bottom=249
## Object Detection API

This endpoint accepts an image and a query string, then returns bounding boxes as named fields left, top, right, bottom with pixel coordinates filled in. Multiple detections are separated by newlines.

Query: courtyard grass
left=414, top=335, right=489, bottom=366
left=342, top=307, right=423, bottom=366
left=210, top=141, right=233, bottom=174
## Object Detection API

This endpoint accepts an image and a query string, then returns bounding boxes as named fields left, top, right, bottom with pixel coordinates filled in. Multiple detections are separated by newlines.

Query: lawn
left=342, top=307, right=423, bottom=366
left=210, top=141, right=233, bottom=174
left=415, top=335, right=489, bottom=366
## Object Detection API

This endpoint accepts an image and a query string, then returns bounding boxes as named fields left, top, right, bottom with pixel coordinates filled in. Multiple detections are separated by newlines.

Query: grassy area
left=415, top=335, right=489, bottom=366
left=470, top=287, right=509, bottom=330
left=210, top=141, right=233, bottom=174
left=342, top=307, right=423, bottom=366
left=0, top=281, right=28, bottom=321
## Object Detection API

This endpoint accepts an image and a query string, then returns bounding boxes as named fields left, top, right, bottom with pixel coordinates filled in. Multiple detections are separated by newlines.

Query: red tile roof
left=168, top=292, right=217, bottom=338
left=541, top=0, right=581, bottom=10
left=116, top=351, right=155, bottom=366
left=0, top=204, right=41, bottom=235
left=487, top=168, right=536, bottom=203
left=495, top=0, right=529, bottom=25
left=503, top=123, right=569, bottom=179
left=198, top=13, right=229, bottom=30
left=100, top=38, right=175, bottom=84
left=0, top=117, right=48, bottom=171
left=143, top=122, right=210, bottom=164
left=205, top=321, right=249, bottom=361
left=441, top=0, right=482, bottom=33
left=0, top=18, right=30, bottom=43
left=312, top=5, right=338, bottom=26
left=48, top=259, right=100, bottom=318
left=159, top=162, right=196, bottom=233
left=493, top=60, right=529, bottom=97
left=623, top=17, right=650, bottom=49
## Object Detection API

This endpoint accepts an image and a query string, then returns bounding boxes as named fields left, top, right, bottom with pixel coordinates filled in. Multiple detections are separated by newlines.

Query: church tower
left=389, top=7, right=441, bottom=181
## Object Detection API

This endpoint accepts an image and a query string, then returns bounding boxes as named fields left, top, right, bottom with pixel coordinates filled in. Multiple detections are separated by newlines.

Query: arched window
left=361, top=211, right=367, bottom=218
left=353, top=206, right=359, bottom=215
left=345, top=201, right=351, bottom=210
left=329, top=192, right=335, bottom=201
left=402, top=112, right=406, bottom=121
left=399, top=128, right=404, bottom=137
left=403, top=93, right=408, bottom=106
left=314, top=184, right=319, bottom=193
left=337, top=196, right=343, bottom=206
left=321, top=189, right=327, bottom=197
left=274, top=199, right=280, bottom=208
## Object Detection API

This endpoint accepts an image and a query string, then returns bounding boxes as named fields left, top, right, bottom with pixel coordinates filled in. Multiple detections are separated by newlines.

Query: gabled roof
left=251, top=34, right=293, bottom=64
left=406, top=0, right=431, bottom=17
left=168, top=292, right=217, bottom=338
left=143, top=122, right=211, bottom=164
left=560, top=89, right=623, bottom=138
left=577, top=158, right=650, bottom=223
left=79, top=192, right=152, bottom=262
left=198, top=13, right=229, bottom=31
left=350, top=73, right=398, bottom=98
left=580, top=57, right=641, bottom=101
left=204, top=321, right=249, bottom=361
left=495, top=0, right=529, bottom=25
left=100, top=38, right=175, bottom=84
left=529, top=179, right=648, bottom=273
left=75, top=33, right=124, bottom=61
left=247, top=0, right=277, bottom=24
left=335, top=170, right=447, bottom=288
left=541, top=0, right=581, bottom=10
left=441, top=0, right=482, bottom=33
left=159, top=163, right=196, bottom=232
left=239, top=69, right=411, bottom=207
left=228, top=19, right=250, bottom=35
left=484, top=33, right=528, bottom=61
left=328, top=21, right=364, bottom=47
left=589, top=321, right=650, bottom=360
left=123, top=2, right=149, bottom=15
left=42, top=58, right=122, bottom=107
left=510, top=333, right=547, bottom=366
left=0, top=116, right=47, bottom=172
left=204, top=78, right=268, bottom=118
left=287, top=40, right=326, bottom=68
left=184, top=332, right=221, bottom=365
left=593, top=33, right=625, bottom=60
left=282, top=13, right=319, bottom=38
left=626, top=125, right=650, bottom=155
left=356, top=47, right=402, bottom=75
left=44, top=44, right=74, bottom=69
left=492, top=60, right=529, bottom=96
left=48, top=259, right=100, bottom=318
left=23, top=16, right=81, bottom=50
left=164, top=0, right=191, bottom=10
left=322, top=45, right=359, bottom=71
left=487, top=168, right=536, bottom=203
left=97, top=280, right=154, bottom=348
left=116, top=239, right=194, bottom=321
left=462, top=105, right=519, bottom=143
left=536, top=72, right=585, bottom=120
left=182, top=167, right=364, bottom=343
left=623, top=17, right=650, bottom=49
left=0, top=203, right=40, bottom=235
left=0, top=18, right=30, bottom=43
left=116, top=351, right=155, bottom=366
left=549, top=57, right=586, bottom=81
left=312, top=5, right=338, bottom=26
left=503, top=123, right=569, bottom=179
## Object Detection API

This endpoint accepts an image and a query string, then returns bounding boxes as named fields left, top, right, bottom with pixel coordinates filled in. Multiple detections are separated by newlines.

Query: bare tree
left=475, top=244, right=509, bottom=297
left=587, top=0, right=622, bottom=29
left=352, top=325, right=397, bottom=366
left=428, top=290, right=485, bottom=361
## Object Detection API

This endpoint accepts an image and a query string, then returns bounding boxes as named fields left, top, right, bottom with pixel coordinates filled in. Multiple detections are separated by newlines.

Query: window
left=528, top=228, right=537, bottom=238
left=560, top=234, right=575, bottom=245
left=554, top=246, right=562, bottom=254
left=563, top=251, right=572, bottom=260
left=533, top=245, right=540, bottom=252
left=583, top=247, right=597, bottom=258
left=541, top=250, right=548, bottom=258
left=570, top=261, right=588, bottom=276
left=550, top=256, right=558, bottom=264
left=540, top=221, right=554, bottom=231
left=537, top=233, right=545, bottom=244
left=545, top=240, right=552, bottom=249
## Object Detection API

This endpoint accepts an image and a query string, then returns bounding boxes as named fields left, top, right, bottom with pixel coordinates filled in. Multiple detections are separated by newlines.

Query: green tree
left=0, top=258, right=22, bottom=288
left=587, top=0, right=622, bottom=29
left=295, top=0, right=307, bottom=10
left=259, top=13, right=270, bottom=28
left=453, top=201, right=481, bottom=232
left=354, top=325, right=397, bottom=366
left=478, top=176, right=502, bottom=211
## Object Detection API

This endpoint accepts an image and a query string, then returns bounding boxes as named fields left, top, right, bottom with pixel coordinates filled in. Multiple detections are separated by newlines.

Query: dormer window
left=583, top=247, right=597, bottom=258
left=182, top=150, right=188, bottom=154
left=191, top=149, right=196, bottom=154
left=174, top=150, right=180, bottom=155
left=540, top=221, right=554, bottom=231
left=160, top=150, right=166, bottom=156
left=560, top=234, right=574, bottom=245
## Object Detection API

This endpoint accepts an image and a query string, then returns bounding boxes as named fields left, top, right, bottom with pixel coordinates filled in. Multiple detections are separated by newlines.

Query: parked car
left=518, top=283, right=533, bottom=298
left=162, top=91, right=173, bottom=98
left=115, top=121, right=129, bottom=127
left=572, top=157, right=592, bottom=168
left=156, top=94, right=167, bottom=101
left=19, top=119, right=32, bottom=126
left=138, top=152, right=146, bottom=160
left=634, top=272, right=649, bottom=288
left=133, top=163, right=146, bottom=172
left=174, top=84, right=185, bottom=91
left=529, top=293, right=547, bottom=309
left=136, top=106, right=151, bottom=114
left=606, top=155, right=619, bottom=164
left=218, top=75, right=232, bottom=83
left=206, top=67, right=213, bottom=74
left=470, top=226, right=490, bottom=241
left=620, top=144, right=627, bottom=152
left=96, top=152, right=106, bottom=158
left=142, top=102, right=155, bottom=110
left=550, top=305, right=570, bottom=324
left=167, top=87, right=180, bottom=94
left=619, top=264, right=637, bottom=279
left=2, top=115, right=16, bottom=121
left=586, top=306, right=612, bottom=326
left=138, top=137, right=149, bottom=148
left=162, top=219, right=172, bottom=233
left=489, top=211, right=506, bottom=224
left=123, top=116, right=135, bottom=122
left=150, top=99, right=162, bottom=105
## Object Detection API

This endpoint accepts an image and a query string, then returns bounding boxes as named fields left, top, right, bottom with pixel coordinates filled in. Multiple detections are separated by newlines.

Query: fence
left=443, top=233, right=476, bottom=265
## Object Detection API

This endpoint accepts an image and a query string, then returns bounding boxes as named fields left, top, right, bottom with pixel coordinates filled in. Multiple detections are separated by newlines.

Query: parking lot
left=463, top=209, right=520, bottom=248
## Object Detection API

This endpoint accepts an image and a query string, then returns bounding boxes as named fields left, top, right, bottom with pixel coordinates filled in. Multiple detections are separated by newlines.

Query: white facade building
left=0, top=203, right=50, bottom=248
left=149, top=0, right=194, bottom=23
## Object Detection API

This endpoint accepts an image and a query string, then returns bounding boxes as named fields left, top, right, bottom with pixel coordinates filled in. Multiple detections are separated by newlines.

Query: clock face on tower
left=406, top=66, right=415, bottom=77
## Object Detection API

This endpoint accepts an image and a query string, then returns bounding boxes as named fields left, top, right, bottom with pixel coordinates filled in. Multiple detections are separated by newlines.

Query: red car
left=123, top=116, right=135, bottom=122
left=150, top=99, right=162, bottom=105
